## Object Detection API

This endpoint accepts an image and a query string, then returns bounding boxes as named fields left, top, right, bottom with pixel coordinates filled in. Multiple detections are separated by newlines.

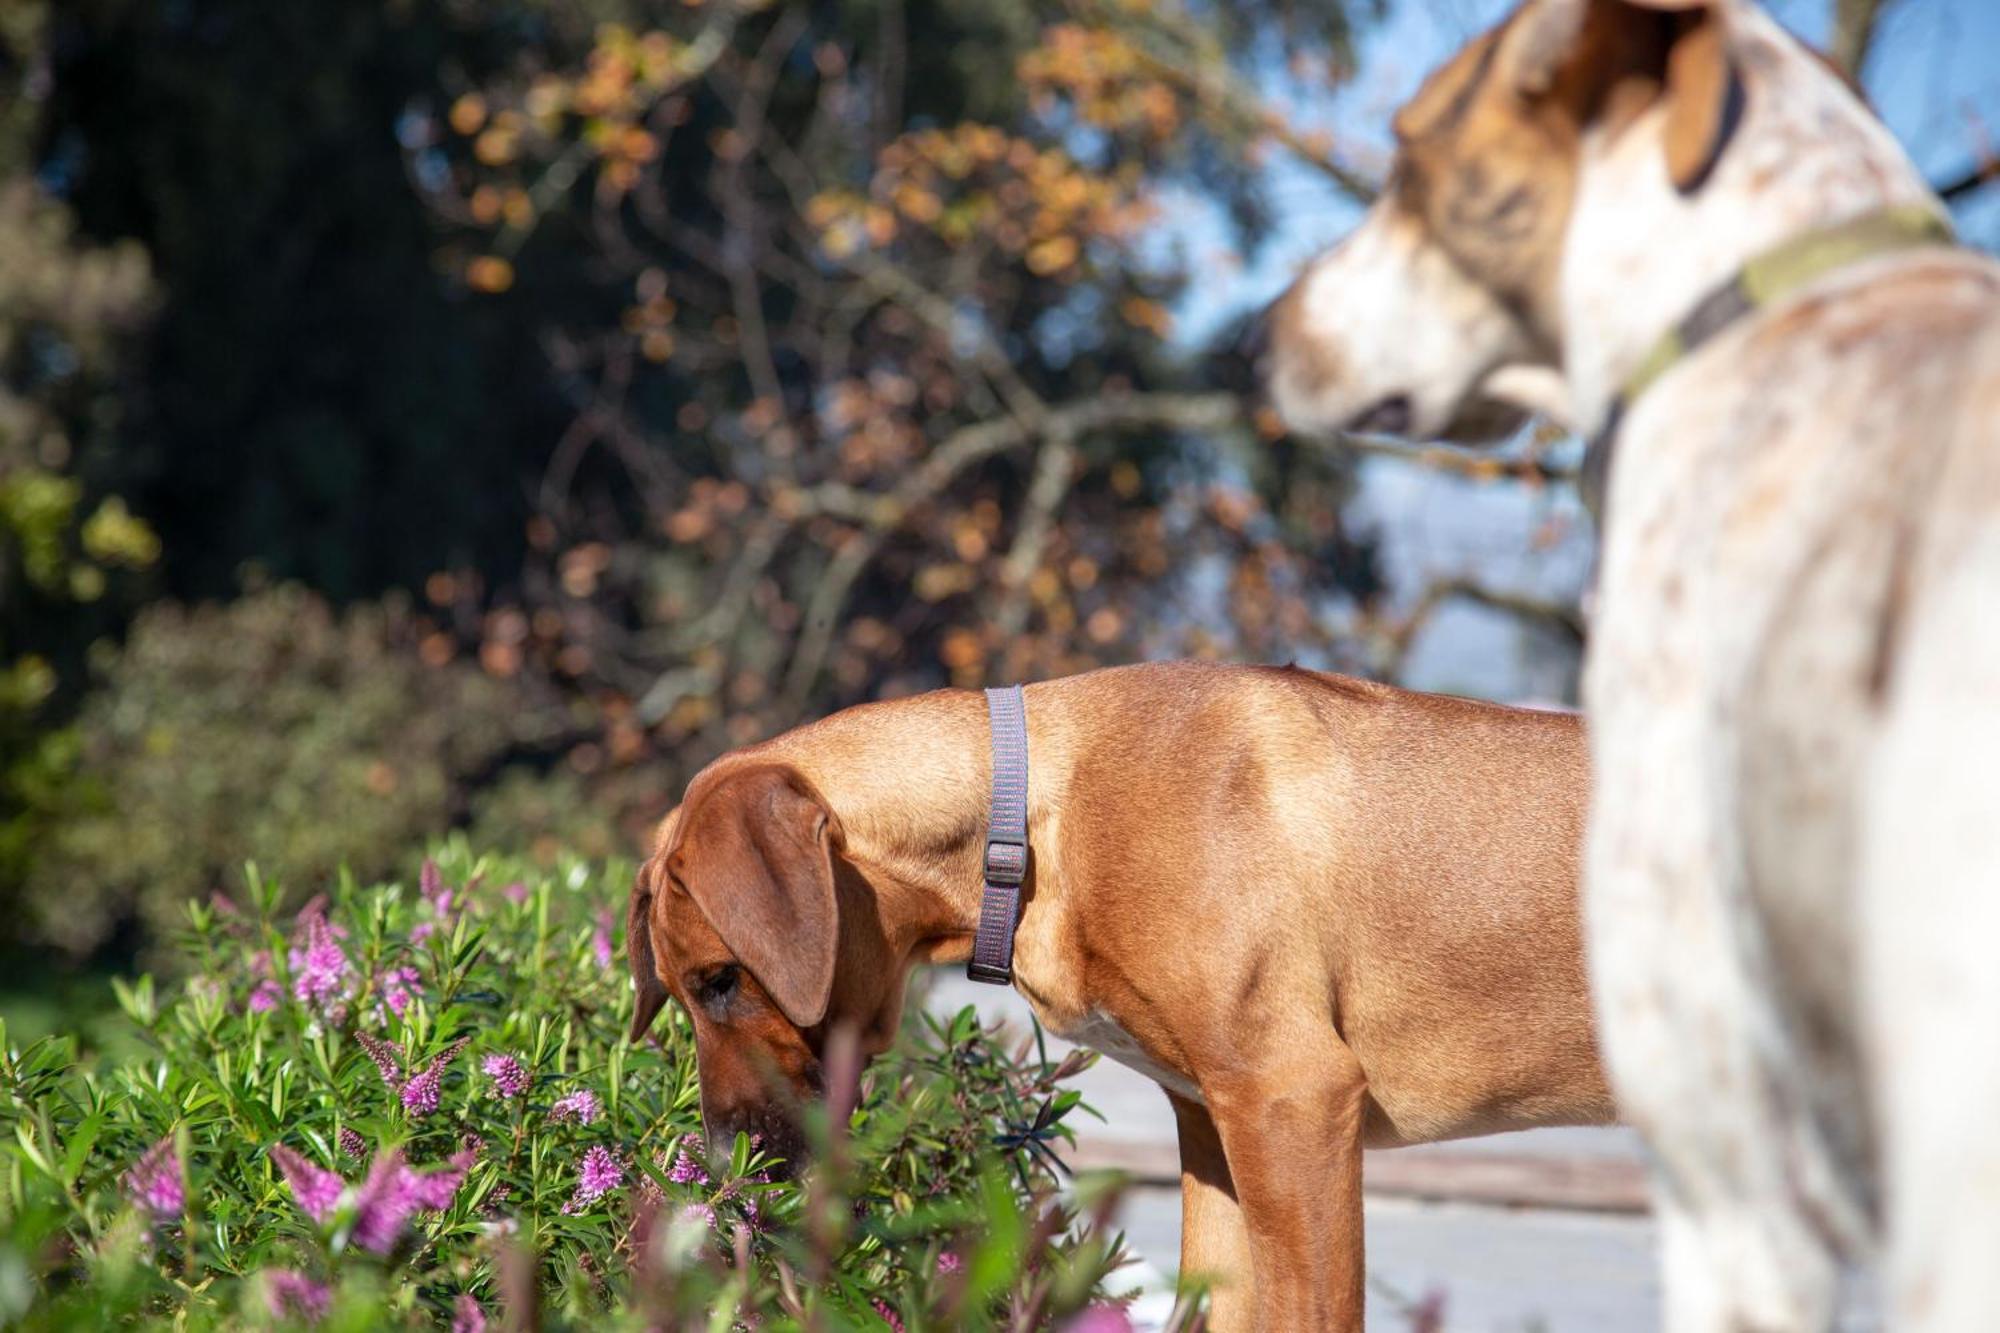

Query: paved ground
left=924, top=970, right=1900, bottom=1330
left=922, top=969, right=1663, bottom=1330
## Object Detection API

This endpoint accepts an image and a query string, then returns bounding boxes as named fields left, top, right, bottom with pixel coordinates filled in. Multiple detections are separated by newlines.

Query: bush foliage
left=24, top=585, right=554, bottom=954
left=0, top=842, right=1141, bottom=1330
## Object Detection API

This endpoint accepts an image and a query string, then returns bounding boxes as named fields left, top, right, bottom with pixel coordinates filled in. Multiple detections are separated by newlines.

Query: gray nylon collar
left=967, top=684, right=1028, bottom=984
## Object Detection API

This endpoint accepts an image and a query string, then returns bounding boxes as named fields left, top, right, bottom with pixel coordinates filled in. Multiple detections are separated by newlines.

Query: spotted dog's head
left=626, top=764, right=913, bottom=1174
left=1264, top=0, right=1743, bottom=441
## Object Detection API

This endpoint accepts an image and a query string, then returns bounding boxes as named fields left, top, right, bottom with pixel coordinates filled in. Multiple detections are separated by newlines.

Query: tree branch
left=777, top=391, right=1242, bottom=712
left=1327, top=432, right=1579, bottom=486
left=1830, top=0, right=1893, bottom=79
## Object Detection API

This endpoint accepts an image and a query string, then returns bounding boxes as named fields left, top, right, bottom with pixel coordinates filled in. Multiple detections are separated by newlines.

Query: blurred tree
left=43, top=0, right=573, bottom=600
left=0, top=0, right=159, bottom=896
left=397, top=0, right=1396, bottom=822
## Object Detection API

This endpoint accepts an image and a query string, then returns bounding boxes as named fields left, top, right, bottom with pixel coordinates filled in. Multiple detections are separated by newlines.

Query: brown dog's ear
left=668, top=765, right=840, bottom=1030
left=627, top=853, right=670, bottom=1043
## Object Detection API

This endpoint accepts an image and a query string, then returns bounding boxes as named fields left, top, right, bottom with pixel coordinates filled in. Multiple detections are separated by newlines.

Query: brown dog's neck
left=738, top=685, right=1073, bottom=964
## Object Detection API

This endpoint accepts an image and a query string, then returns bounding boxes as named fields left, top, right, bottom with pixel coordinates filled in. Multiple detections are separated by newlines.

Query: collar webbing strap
left=1584, top=203, right=1956, bottom=523
left=968, top=684, right=1029, bottom=985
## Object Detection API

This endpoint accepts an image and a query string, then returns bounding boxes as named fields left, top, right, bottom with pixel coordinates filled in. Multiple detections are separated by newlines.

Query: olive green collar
left=1582, top=202, right=1956, bottom=522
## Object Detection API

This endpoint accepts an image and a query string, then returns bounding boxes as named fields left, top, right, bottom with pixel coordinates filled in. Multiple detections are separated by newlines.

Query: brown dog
left=628, top=661, right=1612, bottom=1329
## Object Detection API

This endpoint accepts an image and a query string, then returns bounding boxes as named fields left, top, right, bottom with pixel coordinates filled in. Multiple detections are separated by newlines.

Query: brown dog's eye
left=697, top=965, right=740, bottom=1008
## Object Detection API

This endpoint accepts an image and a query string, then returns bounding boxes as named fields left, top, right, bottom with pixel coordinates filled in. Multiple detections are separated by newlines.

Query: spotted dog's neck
left=1559, top=5, right=1937, bottom=434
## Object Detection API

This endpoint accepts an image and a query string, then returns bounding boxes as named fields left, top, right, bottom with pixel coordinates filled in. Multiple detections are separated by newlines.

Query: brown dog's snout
left=703, top=1099, right=812, bottom=1178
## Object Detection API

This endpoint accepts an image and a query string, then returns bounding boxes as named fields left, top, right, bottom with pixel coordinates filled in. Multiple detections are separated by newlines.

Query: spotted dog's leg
left=1862, top=419, right=2000, bottom=1333
left=1585, top=556, right=1841, bottom=1333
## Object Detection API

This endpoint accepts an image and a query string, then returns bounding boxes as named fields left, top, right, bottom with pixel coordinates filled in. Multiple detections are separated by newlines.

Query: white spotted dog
left=1261, top=2, right=2000, bottom=1331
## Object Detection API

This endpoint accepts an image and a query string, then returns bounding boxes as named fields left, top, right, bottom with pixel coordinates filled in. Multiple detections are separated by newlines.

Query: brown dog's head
left=627, top=762, right=913, bottom=1173
left=1263, top=0, right=1743, bottom=440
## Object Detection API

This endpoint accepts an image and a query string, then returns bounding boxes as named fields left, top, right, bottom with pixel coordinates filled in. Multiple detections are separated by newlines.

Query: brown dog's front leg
left=1204, top=1040, right=1369, bottom=1331
left=1168, top=1091, right=1256, bottom=1332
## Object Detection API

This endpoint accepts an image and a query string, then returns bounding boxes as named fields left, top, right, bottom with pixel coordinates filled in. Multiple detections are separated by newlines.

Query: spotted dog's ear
left=627, top=836, right=672, bottom=1043
left=667, top=765, right=842, bottom=1030
left=1653, top=2, right=1743, bottom=193
left=1392, top=24, right=1506, bottom=142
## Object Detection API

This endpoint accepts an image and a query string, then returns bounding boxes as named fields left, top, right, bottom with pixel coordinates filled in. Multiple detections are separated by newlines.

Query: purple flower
left=248, top=979, right=283, bottom=1013
left=1060, top=1308, right=1136, bottom=1333
left=666, top=1134, right=709, bottom=1186
left=548, top=1089, right=600, bottom=1125
left=412, top=1148, right=476, bottom=1212
left=482, top=1053, right=529, bottom=1099
left=122, top=1134, right=185, bottom=1220
left=591, top=909, right=615, bottom=969
left=376, top=966, right=423, bottom=1018
left=936, top=1250, right=963, bottom=1275
left=264, top=1270, right=331, bottom=1323
left=338, top=1127, right=367, bottom=1161
left=354, top=1031, right=405, bottom=1092
left=349, top=1151, right=424, bottom=1254
left=560, top=1146, right=624, bottom=1214
left=417, top=858, right=458, bottom=934
left=288, top=904, right=353, bottom=1016
left=399, top=1038, right=469, bottom=1117
left=451, top=1295, right=488, bottom=1333
left=271, top=1145, right=345, bottom=1225
left=401, top=1065, right=442, bottom=1116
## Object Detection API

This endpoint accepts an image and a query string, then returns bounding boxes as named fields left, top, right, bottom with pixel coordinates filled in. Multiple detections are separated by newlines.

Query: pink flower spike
left=401, top=1064, right=442, bottom=1116
left=122, top=1134, right=185, bottom=1220
left=420, top=858, right=444, bottom=902
left=936, top=1249, right=963, bottom=1275
left=451, top=1295, right=488, bottom=1333
left=1060, top=1307, right=1136, bottom=1333
left=248, top=979, right=283, bottom=1013
left=482, top=1053, right=529, bottom=1099
left=288, top=905, right=354, bottom=1015
left=560, top=1146, right=625, bottom=1214
left=872, top=1298, right=906, bottom=1333
left=501, top=881, right=529, bottom=905
left=264, top=1269, right=332, bottom=1323
left=413, top=1149, right=477, bottom=1212
left=591, top=909, right=615, bottom=969
left=271, top=1145, right=345, bottom=1225
left=400, top=1038, right=469, bottom=1117
left=354, top=1031, right=405, bottom=1092
left=548, top=1088, right=600, bottom=1125
left=349, top=1151, right=422, bottom=1255
left=666, top=1134, right=709, bottom=1186
left=337, top=1128, right=367, bottom=1161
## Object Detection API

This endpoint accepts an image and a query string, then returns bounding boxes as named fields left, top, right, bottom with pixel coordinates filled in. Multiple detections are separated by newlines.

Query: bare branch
left=1374, top=576, right=1585, bottom=681
left=1327, top=432, right=1579, bottom=486
left=993, top=430, right=1081, bottom=638
left=778, top=391, right=1243, bottom=712
left=1830, top=0, right=1893, bottom=79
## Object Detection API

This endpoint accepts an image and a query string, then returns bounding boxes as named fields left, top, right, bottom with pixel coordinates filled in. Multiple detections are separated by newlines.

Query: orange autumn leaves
left=807, top=124, right=1154, bottom=286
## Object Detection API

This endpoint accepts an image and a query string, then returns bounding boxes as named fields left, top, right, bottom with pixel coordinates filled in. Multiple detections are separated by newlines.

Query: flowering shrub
left=0, top=841, right=1145, bottom=1329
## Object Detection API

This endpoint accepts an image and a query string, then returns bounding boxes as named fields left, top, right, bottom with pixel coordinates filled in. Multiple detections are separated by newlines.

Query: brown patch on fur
left=1387, top=0, right=1744, bottom=333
